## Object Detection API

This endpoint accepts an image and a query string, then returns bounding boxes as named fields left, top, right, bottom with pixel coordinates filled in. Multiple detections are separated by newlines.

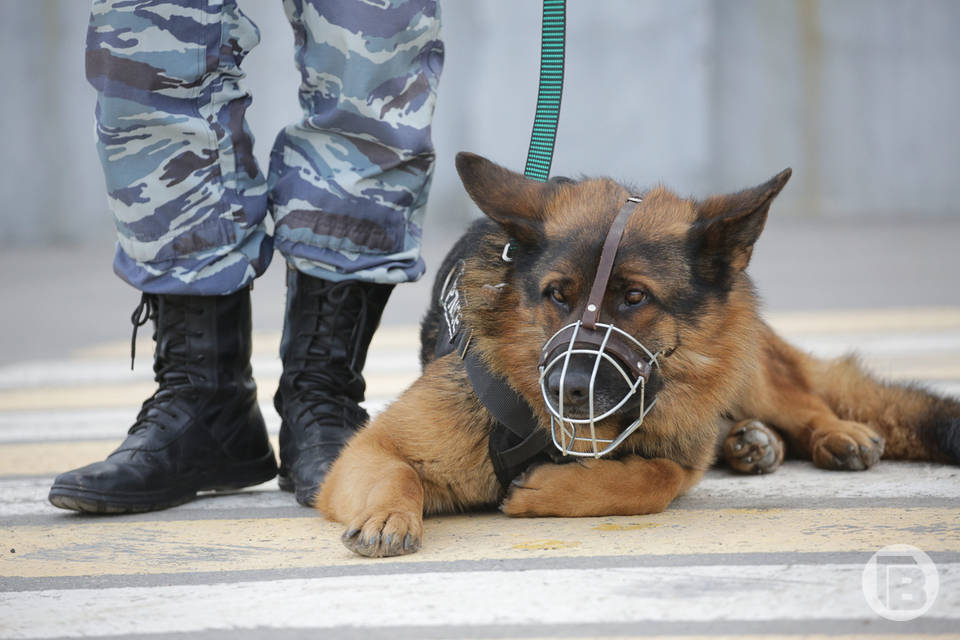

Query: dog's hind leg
left=739, top=327, right=885, bottom=471
left=720, top=419, right=785, bottom=474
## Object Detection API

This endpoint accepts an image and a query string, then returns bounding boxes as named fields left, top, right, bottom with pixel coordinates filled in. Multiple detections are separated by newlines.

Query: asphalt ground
left=1, top=216, right=960, bottom=638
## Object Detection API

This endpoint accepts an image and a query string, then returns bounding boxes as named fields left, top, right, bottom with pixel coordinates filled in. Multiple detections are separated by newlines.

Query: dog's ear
left=455, top=152, right=547, bottom=245
left=691, top=168, right=792, bottom=284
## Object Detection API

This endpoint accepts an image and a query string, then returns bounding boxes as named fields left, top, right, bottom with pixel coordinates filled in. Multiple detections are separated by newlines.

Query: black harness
left=433, top=261, right=569, bottom=490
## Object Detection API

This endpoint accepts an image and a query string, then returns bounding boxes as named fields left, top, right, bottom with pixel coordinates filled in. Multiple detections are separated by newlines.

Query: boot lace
left=128, top=293, right=209, bottom=434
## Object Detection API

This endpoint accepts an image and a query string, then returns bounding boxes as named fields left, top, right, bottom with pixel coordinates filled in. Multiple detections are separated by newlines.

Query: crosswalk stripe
left=2, top=563, right=958, bottom=638
left=2, top=378, right=959, bottom=444
left=0, top=351, right=422, bottom=391
left=0, top=438, right=287, bottom=477
left=0, top=371, right=954, bottom=414
left=3, top=507, right=958, bottom=579
left=5, top=460, right=960, bottom=509
left=5, top=334, right=958, bottom=390
left=6, top=551, right=960, bottom=592
left=1, top=353, right=956, bottom=396
left=4, top=462, right=960, bottom=522
left=765, top=307, right=960, bottom=333
left=3, top=307, right=960, bottom=637
left=0, top=399, right=398, bottom=444
left=69, top=326, right=420, bottom=360
left=0, top=374, right=415, bottom=412
left=2, top=440, right=121, bottom=476
left=789, top=333, right=960, bottom=357
left=0, top=477, right=303, bottom=520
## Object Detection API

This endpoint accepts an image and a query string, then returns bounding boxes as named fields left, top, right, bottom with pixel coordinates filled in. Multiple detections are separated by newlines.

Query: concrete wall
left=1, top=0, right=957, bottom=247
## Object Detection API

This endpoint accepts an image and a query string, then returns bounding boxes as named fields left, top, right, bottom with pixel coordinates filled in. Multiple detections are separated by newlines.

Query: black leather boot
left=48, top=288, right=277, bottom=514
left=274, top=268, right=393, bottom=506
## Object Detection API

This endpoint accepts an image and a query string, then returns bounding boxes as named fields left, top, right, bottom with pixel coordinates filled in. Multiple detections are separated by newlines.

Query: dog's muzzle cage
left=538, top=320, right=661, bottom=458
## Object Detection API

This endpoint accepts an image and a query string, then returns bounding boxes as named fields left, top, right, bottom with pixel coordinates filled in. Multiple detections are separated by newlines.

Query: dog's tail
left=812, top=354, right=960, bottom=464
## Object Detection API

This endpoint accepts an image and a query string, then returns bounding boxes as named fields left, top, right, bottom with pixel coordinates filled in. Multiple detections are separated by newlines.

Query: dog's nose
left=546, top=369, right=591, bottom=408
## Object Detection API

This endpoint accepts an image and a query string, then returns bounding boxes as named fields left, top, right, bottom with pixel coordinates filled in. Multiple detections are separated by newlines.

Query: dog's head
left=455, top=152, right=791, bottom=456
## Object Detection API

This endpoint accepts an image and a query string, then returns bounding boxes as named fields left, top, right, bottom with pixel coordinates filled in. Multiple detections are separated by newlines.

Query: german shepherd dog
left=317, top=153, right=960, bottom=557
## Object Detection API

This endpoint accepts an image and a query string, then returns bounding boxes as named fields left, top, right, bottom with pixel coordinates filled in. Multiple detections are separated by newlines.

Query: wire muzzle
left=538, top=320, right=661, bottom=458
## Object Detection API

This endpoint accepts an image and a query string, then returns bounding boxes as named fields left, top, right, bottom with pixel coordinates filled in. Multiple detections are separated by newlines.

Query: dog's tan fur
left=317, top=153, right=960, bottom=558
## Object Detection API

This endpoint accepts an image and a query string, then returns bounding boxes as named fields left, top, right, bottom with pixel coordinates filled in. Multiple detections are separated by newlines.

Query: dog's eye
left=546, top=286, right=567, bottom=306
left=624, top=289, right=649, bottom=306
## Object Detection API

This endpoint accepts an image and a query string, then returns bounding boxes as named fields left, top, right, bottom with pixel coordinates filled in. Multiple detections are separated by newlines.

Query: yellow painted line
left=2, top=508, right=957, bottom=578
left=0, top=438, right=281, bottom=477
left=768, top=307, right=960, bottom=334
left=0, top=373, right=416, bottom=412
left=1, top=441, right=118, bottom=476
left=0, top=382, right=158, bottom=412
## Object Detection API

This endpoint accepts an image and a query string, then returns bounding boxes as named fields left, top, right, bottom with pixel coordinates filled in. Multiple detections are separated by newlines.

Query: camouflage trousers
left=87, top=0, right=443, bottom=294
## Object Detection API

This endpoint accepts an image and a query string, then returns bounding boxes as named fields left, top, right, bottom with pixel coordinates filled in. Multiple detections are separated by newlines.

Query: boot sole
left=277, top=474, right=321, bottom=508
left=48, top=490, right=194, bottom=515
left=48, top=453, right=278, bottom=515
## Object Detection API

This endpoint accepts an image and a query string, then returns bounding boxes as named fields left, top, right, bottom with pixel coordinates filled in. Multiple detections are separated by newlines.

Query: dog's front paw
left=811, top=421, right=884, bottom=471
left=723, top=419, right=784, bottom=474
left=341, top=510, right=422, bottom=558
left=501, top=462, right=592, bottom=517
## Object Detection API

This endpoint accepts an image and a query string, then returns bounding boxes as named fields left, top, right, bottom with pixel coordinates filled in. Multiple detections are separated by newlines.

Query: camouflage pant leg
left=87, top=0, right=273, bottom=295
left=269, top=0, right=444, bottom=284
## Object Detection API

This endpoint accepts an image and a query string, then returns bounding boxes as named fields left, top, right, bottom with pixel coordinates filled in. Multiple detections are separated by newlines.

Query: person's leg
left=87, top=0, right=273, bottom=294
left=270, top=0, right=442, bottom=284
left=49, top=0, right=277, bottom=513
left=271, top=0, right=443, bottom=505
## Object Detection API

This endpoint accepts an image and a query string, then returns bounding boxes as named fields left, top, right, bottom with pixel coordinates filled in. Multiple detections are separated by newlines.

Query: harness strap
left=434, top=261, right=563, bottom=490
left=581, top=197, right=642, bottom=329
left=462, top=351, right=555, bottom=489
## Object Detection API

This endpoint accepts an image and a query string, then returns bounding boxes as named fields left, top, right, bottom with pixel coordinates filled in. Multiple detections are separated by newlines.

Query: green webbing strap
left=523, top=0, right=566, bottom=182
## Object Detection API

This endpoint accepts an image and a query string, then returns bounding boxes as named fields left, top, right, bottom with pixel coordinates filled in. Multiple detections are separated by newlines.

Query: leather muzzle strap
left=581, top=196, right=642, bottom=329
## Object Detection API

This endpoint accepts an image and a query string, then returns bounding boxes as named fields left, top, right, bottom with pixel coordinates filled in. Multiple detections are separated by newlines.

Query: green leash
left=523, top=0, right=566, bottom=182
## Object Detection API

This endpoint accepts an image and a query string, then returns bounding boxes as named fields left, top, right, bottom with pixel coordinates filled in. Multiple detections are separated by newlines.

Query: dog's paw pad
left=812, top=425, right=884, bottom=471
left=723, top=420, right=784, bottom=474
left=341, top=511, right=422, bottom=558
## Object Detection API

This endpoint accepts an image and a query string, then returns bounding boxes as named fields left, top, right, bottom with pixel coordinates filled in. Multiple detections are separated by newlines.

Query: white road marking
left=766, top=307, right=960, bottom=334
left=4, top=462, right=958, bottom=518
left=683, top=461, right=960, bottom=503
left=0, top=351, right=421, bottom=390
left=2, top=377, right=958, bottom=445
left=2, top=564, right=958, bottom=638
left=0, top=478, right=291, bottom=517
left=0, top=400, right=392, bottom=443
left=1, top=320, right=958, bottom=391
left=789, top=332, right=960, bottom=358
left=2, top=310, right=960, bottom=638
